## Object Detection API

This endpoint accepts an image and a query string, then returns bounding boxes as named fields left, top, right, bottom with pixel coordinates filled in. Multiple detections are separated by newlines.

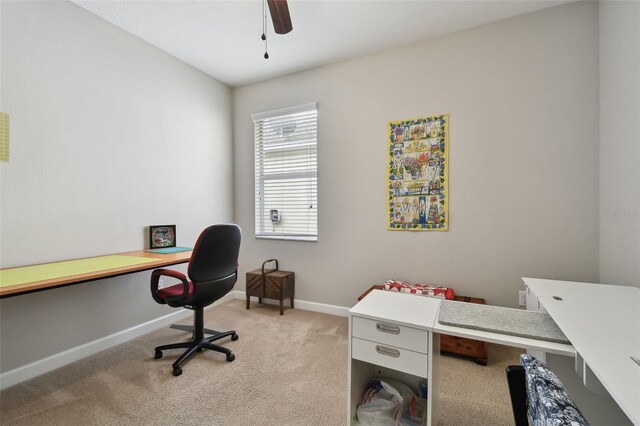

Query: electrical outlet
left=158, top=278, right=165, bottom=289
left=518, top=290, right=527, bottom=307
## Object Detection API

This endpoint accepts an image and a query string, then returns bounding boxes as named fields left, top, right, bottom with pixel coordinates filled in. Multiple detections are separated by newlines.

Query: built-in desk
left=0, top=250, right=191, bottom=298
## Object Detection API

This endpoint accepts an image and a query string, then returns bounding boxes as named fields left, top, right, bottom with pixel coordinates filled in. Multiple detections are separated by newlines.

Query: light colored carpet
left=0, top=299, right=521, bottom=425
left=438, top=344, right=522, bottom=425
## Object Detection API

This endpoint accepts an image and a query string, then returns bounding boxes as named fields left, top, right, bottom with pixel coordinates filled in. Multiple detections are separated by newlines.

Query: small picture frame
left=149, top=225, right=176, bottom=249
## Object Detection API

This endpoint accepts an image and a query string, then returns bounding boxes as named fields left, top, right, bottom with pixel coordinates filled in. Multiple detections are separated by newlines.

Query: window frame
left=252, top=102, right=318, bottom=242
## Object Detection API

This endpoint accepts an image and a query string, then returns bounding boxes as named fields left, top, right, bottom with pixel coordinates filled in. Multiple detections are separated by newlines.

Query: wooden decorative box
left=358, top=285, right=487, bottom=365
left=246, top=259, right=294, bottom=315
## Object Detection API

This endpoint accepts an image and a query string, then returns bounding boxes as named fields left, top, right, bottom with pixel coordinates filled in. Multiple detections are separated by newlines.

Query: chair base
left=170, top=323, right=224, bottom=336
left=154, top=307, right=238, bottom=376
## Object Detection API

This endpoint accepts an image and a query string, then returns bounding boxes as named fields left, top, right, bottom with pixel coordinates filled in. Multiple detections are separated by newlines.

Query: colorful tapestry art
left=387, top=115, right=449, bottom=231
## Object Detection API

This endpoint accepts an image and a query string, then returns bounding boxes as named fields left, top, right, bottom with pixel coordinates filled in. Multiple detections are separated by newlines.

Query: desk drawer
left=352, top=316, right=427, bottom=354
left=352, top=337, right=428, bottom=377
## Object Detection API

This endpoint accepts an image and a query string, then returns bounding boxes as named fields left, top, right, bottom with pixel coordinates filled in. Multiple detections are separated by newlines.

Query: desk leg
left=429, top=332, right=441, bottom=426
left=290, top=295, right=294, bottom=309
left=280, top=298, right=284, bottom=315
left=246, top=295, right=250, bottom=310
left=527, top=349, right=546, bottom=364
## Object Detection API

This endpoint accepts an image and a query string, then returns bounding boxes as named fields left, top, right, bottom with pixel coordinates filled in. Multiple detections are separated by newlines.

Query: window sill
left=255, top=235, right=317, bottom=242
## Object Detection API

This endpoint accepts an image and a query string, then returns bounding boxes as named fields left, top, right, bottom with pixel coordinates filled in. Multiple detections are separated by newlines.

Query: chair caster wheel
left=154, top=350, right=163, bottom=359
left=231, top=333, right=239, bottom=341
left=172, top=367, right=182, bottom=376
left=226, top=353, right=235, bottom=362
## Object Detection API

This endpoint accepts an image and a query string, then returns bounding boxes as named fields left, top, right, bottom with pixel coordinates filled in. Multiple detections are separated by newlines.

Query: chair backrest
left=506, top=355, right=589, bottom=426
left=187, top=224, right=241, bottom=304
left=520, top=354, right=589, bottom=426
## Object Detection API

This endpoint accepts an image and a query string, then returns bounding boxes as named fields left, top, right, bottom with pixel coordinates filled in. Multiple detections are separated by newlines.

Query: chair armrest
left=150, top=269, right=190, bottom=304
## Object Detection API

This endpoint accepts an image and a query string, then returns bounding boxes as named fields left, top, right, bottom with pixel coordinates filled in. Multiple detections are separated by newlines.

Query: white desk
left=347, top=289, right=575, bottom=425
left=524, top=278, right=640, bottom=426
left=348, top=291, right=441, bottom=425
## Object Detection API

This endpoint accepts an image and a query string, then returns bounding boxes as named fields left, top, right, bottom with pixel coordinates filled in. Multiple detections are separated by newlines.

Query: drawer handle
left=376, top=322, right=400, bottom=334
left=376, top=345, right=400, bottom=358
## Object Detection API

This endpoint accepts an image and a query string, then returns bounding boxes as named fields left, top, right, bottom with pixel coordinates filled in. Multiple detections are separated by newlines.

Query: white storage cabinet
left=347, top=291, right=440, bottom=426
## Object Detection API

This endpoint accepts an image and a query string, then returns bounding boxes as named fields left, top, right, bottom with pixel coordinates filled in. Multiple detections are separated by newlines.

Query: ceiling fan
left=261, top=0, right=293, bottom=58
left=267, top=0, right=293, bottom=35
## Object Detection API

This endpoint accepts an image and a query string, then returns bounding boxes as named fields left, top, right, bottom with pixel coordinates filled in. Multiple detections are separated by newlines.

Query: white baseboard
left=0, top=292, right=236, bottom=390
left=0, top=292, right=347, bottom=389
left=232, top=290, right=350, bottom=317
left=0, top=292, right=346, bottom=389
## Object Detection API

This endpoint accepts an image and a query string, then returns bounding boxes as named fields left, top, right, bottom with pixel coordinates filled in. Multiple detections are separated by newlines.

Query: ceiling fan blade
left=267, top=0, right=293, bottom=34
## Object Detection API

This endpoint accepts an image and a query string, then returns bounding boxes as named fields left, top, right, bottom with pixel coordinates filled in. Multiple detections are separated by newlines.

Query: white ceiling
left=73, top=0, right=571, bottom=87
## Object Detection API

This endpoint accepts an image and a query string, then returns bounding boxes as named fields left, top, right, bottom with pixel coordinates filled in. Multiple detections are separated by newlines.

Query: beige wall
left=599, top=0, right=640, bottom=288
left=233, top=1, right=600, bottom=309
left=0, top=1, right=233, bottom=372
left=0, top=0, right=615, bottom=378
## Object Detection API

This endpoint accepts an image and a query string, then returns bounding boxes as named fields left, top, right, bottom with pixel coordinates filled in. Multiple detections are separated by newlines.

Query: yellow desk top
left=0, top=250, right=191, bottom=298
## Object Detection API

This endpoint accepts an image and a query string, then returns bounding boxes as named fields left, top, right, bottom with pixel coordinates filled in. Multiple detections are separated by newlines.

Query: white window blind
left=252, top=103, right=318, bottom=241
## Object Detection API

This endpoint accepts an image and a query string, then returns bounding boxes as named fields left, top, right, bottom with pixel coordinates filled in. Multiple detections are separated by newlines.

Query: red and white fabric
left=383, top=279, right=455, bottom=300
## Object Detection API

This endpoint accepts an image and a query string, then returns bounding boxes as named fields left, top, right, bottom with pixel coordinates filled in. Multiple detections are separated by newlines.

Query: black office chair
left=150, top=224, right=241, bottom=376
left=506, top=354, right=589, bottom=426
left=506, top=364, right=529, bottom=426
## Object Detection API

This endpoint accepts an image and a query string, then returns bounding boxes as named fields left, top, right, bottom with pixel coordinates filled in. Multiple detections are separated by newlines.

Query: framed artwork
left=0, top=112, right=9, bottom=161
left=387, top=115, right=449, bottom=231
left=149, top=225, right=176, bottom=248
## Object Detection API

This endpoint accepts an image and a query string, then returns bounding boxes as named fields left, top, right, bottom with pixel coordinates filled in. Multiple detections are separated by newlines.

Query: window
left=252, top=103, right=318, bottom=241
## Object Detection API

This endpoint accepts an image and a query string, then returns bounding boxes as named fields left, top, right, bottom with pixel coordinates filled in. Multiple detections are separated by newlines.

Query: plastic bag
left=395, top=395, right=427, bottom=426
left=356, top=379, right=415, bottom=425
